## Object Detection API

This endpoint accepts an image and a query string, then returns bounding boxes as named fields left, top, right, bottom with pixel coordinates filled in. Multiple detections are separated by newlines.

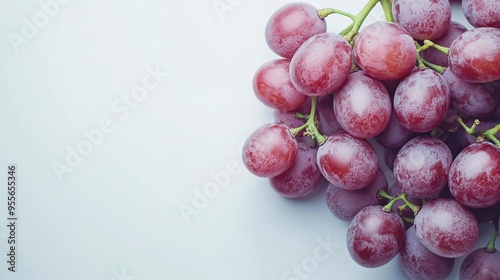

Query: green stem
left=289, top=97, right=327, bottom=145
left=415, top=42, right=446, bottom=73
left=339, top=23, right=354, bottom=36
left=318, top=8, right=356, bottom=21
left=401, top=194, right=420, bottom=215
left=379, top=0, right=394, bottom=22
left=380, top=191, right=419, bottom=215
left=378, top=190, right=395, bottom=200
left=344, top=0, right=380, bottom=42
left=423, top=40, right=450, bottom=55
left=457, top=117, right=480, bottom=135
left=483, top=124, right=500, bottom=147
left=486, top=230, right=498, bottom=253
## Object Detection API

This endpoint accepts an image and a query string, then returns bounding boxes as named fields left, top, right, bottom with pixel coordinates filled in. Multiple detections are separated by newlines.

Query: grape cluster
left=242, top=1, right=500, bottom=279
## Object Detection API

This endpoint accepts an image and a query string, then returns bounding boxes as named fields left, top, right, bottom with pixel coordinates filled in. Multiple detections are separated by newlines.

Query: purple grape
left=414, top=198, right=479, bottom=258
left=290, top=33, right=352, bottom=96
left=468, top=203, right=500, bottom=224
left=384, top=147, right=399, bottom=171
left=376, top=110, right=415, bottom=149
left=443, top=68, right=499, bottom=118
left=347, top=205, right=405, bottom=268
left=326, top=169, right=387, bottom=221
left=460, top=248, right=500, bottom=279
left=317, top=132, right=378, bottom=190
left=399, top=226, right=455, bottom=280
left=265, top=3, right=326, bottom=59
left=421, top=21, right=467, bottom=67
left=316, top=95, right=343, bottom=136
left=333, top=71, right=392, bottom=139
left=394, top=136, right=453, bottom=198
left=394, top=69, right=451, bottom=133
left=270, top=142, right=322, bottom=198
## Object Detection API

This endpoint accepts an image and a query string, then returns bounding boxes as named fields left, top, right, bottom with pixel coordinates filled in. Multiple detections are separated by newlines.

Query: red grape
left=392, top=0, right=451, bottom=40
left=394, top=136, right=452, bottom=198
left=252, top=59, right=307, bottom=111
left=290, top=33, right=352, bottom=96
left=333, top=71, right=392, bottom=139
left=317, top=132, right=378, bottom=190
left=242, top=124, right=297, bottom=177
left=443, top=68, right=499, bottom=118
left=269, top=142, right=322, bottom=198
left=354, top=21, right=417, bottom=81
left=326, top=169, right=387, bottom=221
left=462, top=0, right=500, bottom=28
left=448, top=141, right=500, bottom=208
left=399, top=226, right=455, bottom=280
left=393, top=69, right=450, bottom=133
left=414, top=198, right=479, bottom=258
left=346, top=205, right=405, bottom=268
left=449, top=27, right=500, bottom=83
left=265, top=2, right=326, bottom=59
left=316, top=95, right=343, bottom=136
left=460, top=248, right=500, bottom=279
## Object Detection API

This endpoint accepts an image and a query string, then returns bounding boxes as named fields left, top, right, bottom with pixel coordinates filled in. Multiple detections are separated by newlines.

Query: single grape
left=375, top=110, right=415, bottom=149
left=265, top=3, right=326, bottom=59
left=290, top=33, right=352, bottom=96
left=460, top=248, right=500, bottom=280
left=448, top=141, right=500, bottom=208
left=346, top=205, right=405, bottom=268
left=354, top=21, right=417, bottom=81
left=316, top=95, right=343, bottom=136
left=270, top=142, right=322, bottom=198
left=463, top=0, right=500, bottom=28
left=399, top=226, right=455, bottom=280
left=393, top=69, right=450, bottom=133
left=242, top=124, right=297, bottom=177
left=394, top=136, right=452, bottom=198
left=421, top=21, right=467, bottom=67
left=392, top=0, right=451, bottom=40
left=414, top=198, right=479, bottom=258
left=449, top=27, right=500, bottom=83
left=252, top=59, right=307, bottom=111
left=326, top=169, right=387, bottom=221
left=443, top=68, right=499, bottom=118
left=317, top=132, right=378, bottom=190
left=333, top=71, right=392, bottom=139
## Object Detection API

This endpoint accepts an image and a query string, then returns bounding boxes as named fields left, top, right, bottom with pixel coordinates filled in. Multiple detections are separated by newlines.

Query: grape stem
left=421, top=40, right=450, bottom=55
left=379, top=0, right=394, bottom=22
left=485, top=229, right=498, bottom=253
left=415, top=42, right=446, bottom=74
left=289, top=97, right=327, bottom=145
left=318, top=8, right=356, bottom=21
left=379, top=190, right=420, bottom=215
left=456, top=117, right=500, bottom=147
left=343, top=0, right=381, bottom=43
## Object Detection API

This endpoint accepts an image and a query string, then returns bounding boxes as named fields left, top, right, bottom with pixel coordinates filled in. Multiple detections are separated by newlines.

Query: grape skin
left=460, top=248, right=500, bottom=280
left=443, top=68, right=499, bottom=118
left=394, top=136, right=452, bottom=198
left=242, top=124, right=297, bottom=178
left=269, top=142, right=322, bottom=198
left=317, top=132, right=378, bottom=190
left=316, top=95, right=343, bottom=136
left=375, top=110, right=415, bottom=149
left=252, top=59, right=307, bottom=112
left=392, top=0, right=451, bottom=40
left=333, top=71, right=392, bottom=139
left=393, top=69, right=451, bottom=133
left=448, top=141, right=500, bottom=208
left=346, top=205, right=405, bottom=268
left=326, top=169, right=387, bottom=221
left=353, top=21, right=417, bottom=81
left=414, top=198, right=479, bottom=258
left=265, top=3, right=326, bottom=59
left=462, top=0, right=500, bottom=28
left=290, top=33, right=352, bottom=96
left=399, top=226, right=455, bottom=280
left=449, top=27, right=500, bottom=83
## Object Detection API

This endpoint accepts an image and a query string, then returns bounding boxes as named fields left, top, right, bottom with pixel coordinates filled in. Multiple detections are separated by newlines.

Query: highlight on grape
left=243, top=0, right=500, bottom=278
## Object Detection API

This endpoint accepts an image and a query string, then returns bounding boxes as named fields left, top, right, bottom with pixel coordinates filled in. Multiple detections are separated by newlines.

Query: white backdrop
left=0, top=0, right=491, bottom=279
